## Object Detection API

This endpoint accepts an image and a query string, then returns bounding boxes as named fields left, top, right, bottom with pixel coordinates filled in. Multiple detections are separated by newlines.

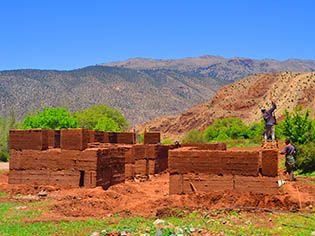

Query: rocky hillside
left=1, top=56, right=315, bottom=125
left=138, top=72, right=315, bottom=139
left=0, top=66, right=221, bottom=124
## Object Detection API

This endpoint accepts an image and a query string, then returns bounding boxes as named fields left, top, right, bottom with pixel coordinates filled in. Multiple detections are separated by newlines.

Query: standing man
left=280, top=138, right=297, bottom=181
left=261, top=101, right=277, bottom=142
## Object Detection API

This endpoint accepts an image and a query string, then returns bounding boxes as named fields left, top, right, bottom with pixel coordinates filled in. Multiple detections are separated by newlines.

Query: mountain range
left=1, top=56, right=315, bottom=125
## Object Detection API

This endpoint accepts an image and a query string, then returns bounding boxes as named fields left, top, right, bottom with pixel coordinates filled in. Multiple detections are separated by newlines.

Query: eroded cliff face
left=138, top=72, right=315, bottom=139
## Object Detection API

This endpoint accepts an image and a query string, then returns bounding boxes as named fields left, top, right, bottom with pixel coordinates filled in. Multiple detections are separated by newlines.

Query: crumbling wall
left=169, top=148, right=278, bottom=194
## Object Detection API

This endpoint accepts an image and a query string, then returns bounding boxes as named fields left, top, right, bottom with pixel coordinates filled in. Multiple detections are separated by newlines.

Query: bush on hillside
left=0, top=113, right=18, bottom=162
left=281, top=107, right=314, bottom=144
left=204, top=117, right=250, bottom=141
left=182, top=129, right=207, bottom=144
left=74, top=104, right=128, bottom=131
left=22, top=107, right=78, bottom=129
left=296, top=143, right=315, bottom=173
left=94, top=117, right=120, bottom=132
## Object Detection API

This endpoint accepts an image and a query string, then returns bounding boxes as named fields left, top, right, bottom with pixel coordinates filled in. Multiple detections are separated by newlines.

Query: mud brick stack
left=146, top=145, right=169, bottom=175
left=144, top=132, right=160, bottom=144
left=133, top=145, right=147, bottom=175
left=61, top=128, right=89, bottom=150
left=181, top=143, right=227, bottom=150
left=88, top=130, right=96, bottom=143
left=125, top=144, right=171, bottom=178
left=124, top=148, right=135, bottom=179
left=9, top=128, right=131, bottom=189
left=169, top=147, right=278, bottom=194
left=9, top=129, right=48, bottom=150
left=261, top=149, right=278, bottom=177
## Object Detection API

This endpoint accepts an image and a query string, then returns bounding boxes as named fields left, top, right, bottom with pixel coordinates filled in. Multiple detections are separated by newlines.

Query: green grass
left=0, top=200, right=314, bottom=236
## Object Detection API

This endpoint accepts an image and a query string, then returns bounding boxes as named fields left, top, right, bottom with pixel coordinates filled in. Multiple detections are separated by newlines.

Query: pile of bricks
left=10, top=129, right=48, bottom=150
left=125, top=144, right=170, bottom=178
left=169, top=147, right=278, bottom=194
left=144, top=132, right=160, bottom=144
left=8, top=129, right=130, bottom=189
left=88, top=131, right=136, bottom=144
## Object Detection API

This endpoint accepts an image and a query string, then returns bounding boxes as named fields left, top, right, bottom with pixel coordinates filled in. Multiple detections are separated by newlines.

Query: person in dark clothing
left=280, top=138, right=297, bottom=181
left=261, top=101, right=277, bottom=142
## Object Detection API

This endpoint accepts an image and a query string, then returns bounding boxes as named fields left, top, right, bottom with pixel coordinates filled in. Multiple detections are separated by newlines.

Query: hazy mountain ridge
left=0, top=65, right=222, bottom=124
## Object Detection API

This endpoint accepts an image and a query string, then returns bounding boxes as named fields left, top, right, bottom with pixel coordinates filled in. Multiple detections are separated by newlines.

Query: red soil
left=0, top=171, right=314, bottom=219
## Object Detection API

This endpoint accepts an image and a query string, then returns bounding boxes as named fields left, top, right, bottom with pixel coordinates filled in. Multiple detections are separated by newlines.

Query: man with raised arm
left=261, top=101, right=277, bottom=142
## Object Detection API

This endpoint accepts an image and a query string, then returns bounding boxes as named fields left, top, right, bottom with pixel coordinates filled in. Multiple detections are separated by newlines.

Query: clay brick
left=169, top=173, right=183, bottom=194
left=60, top=128, right=89, bottom=150
left=169, top=150, right=259, bottom=176
left=261, top=149, right=278, bottom=177
left=144, top=132, right=160, bottom=144
left=125, top=163, right=135, bottom=179
left=9, top=129, right=48, bottom=150
left=116, top=132, right=135, bottom=144
left=234, top=176, right=278, bottom=194
left=135, top=159, right=148, bottom=175
left=88, top=130, right=96, bottom=143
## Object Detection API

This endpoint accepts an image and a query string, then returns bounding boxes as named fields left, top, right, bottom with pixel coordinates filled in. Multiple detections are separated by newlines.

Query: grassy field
left=0, top=192, right=314, bottom=236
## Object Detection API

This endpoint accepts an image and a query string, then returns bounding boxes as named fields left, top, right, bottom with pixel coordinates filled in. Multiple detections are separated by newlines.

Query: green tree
left=22, top=107, right=78, bottom=129
left=204, top=117, right=250, bottom=141
left=0, top=113, right=18, bottom=162
left=281, top=108, right=314, bottom=144
left=182, top=129, right=207, bottom=144
left=74, top=104, right=128, bottom=131
left=94, top=117, right=119, bottom=131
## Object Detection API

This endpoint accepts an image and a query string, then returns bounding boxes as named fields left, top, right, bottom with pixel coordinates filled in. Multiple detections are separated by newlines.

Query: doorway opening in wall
left=79, top=170, right=85, bottom=187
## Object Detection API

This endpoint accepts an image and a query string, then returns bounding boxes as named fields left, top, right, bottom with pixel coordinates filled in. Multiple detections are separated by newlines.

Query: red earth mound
left=1, top=172, right=314, bottom=218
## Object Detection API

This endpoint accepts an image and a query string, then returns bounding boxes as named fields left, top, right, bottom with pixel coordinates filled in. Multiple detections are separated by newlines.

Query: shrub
left=204, top=117, right=250, bottom=141
left=281, top=107, right=314, bottom=144
left=182, top=129, right=206, bottom=144
left=296, top=143, right=315, bottom=173
left=161, top=138, right=174, bottom=144
left=94, top=117, right=119, bottom=131
left=75, top=104, right=128, bottom=131
left=22, top=107, right=78, bottom=129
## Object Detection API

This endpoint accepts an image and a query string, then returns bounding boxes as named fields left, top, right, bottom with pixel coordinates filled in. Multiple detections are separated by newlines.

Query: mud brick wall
left=9, top=149, right=98, bottom=188
left=261, top=149, right=278, bottom=177
left=129, top=144, right=170, bottom=177
left=169, top=150, right=260, bottom=176
left=88, top=130, right=96, bottom=143
left=169, top=148, right=278, bottom=194
left=9, top=146, right=130, bottom=189
left=181, top=143, right=227, bottom=151
left=47, top=130, right=61, bottom=148
left=9, top=129, right=48, bottom=150
left=144, top=132, right=161, bottom=144
left=60, top=128, right=89, bottom=150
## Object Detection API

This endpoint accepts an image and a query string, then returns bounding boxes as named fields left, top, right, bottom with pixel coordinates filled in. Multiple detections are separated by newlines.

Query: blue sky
left=0, top=0, right=314, bottom=70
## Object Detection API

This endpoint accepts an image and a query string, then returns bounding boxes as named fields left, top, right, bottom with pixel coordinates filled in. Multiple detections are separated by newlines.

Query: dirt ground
left=0, top=170, right=314, bottom=219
